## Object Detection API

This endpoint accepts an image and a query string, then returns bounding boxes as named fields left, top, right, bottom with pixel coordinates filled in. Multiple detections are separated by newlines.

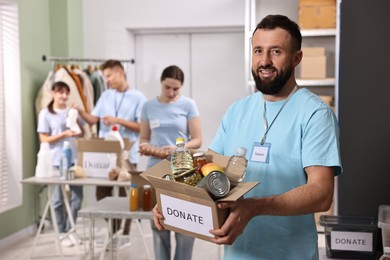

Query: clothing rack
left=42, top=55, right=135, bottom=64
left=42, top=55, right=135, bottom=82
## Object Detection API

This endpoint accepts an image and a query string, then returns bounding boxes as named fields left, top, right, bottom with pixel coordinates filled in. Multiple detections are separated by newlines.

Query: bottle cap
left=175, top=137, right=184, bottom=144
left=193, top=152, right=205, bottom=157
left=237, top=147, right=247, bottom=156
left=112, top=125, right=119, bottom=131
left=131, top=183, right=138, bottom=188
left=143, top=184, right=151, bottom=188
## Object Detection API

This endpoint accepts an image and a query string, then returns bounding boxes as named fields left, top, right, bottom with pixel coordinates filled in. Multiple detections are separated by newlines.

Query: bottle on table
left=129, top=183, right=139, bottom=211
left=170, top=137, right=193, bottom=175
left=105, top=125, right=124, bottom=150
left=35, top=142, right=54, bottom=178
left=225, top=147, right=247, bottom=186
left=142, top=184, right=153, bottom=211
left=60, top=141, right=72, bottom=180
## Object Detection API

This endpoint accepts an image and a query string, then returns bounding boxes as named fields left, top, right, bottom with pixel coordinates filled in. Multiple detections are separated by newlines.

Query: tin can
left=196, top=171, right=230, bottom=199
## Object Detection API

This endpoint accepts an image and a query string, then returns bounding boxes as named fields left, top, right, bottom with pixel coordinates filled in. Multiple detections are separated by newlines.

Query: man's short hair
left=254, top=14, right=302, bottom=51
left=101, top=59, right=124, bottom=71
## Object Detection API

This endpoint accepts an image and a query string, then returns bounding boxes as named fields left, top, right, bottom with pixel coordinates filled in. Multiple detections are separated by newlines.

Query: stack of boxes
left=298, top=0, right=336, bottom=81
left=298, top=0, right=336, bottom=29
left=298, top=0, right=336, bottom=112
left=300, top=47, right=327, bottom=79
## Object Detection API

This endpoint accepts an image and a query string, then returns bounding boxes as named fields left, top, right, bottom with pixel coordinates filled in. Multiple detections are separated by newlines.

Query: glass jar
left=193, top=152, right=207, bottom=173
left=142, top=184, right=153, bottom=211
left=175, top=168, right=203, bottom=186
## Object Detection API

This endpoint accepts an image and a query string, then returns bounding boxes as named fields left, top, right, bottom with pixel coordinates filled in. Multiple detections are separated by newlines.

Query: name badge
left=150, top=119, right=160, bottom=129
left=250, top=142, right=270, bottom=163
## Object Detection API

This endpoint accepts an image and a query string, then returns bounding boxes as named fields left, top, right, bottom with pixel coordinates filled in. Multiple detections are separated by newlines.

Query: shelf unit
left=244, top=0, right=341, bottom=220
left=244, top=1, right=340, bottom=106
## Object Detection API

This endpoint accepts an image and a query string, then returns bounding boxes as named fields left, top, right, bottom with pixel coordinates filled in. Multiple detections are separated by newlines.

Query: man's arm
left=102, top=116, right=141, bottom=132
left=209, top=165, right=335, bottom=245
left=75, top=106, right=99, bottom=126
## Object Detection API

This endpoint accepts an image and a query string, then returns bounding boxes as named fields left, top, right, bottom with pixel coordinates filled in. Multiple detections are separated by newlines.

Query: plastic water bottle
left=225, top=147, right=247, bottom=186
left=105, top=125, right=124, bottom=150
left=35, top=142, right=54, bottom=178
left=60, top=141, right=72, bottom=179
left=170, top=137, right=193, bottom=175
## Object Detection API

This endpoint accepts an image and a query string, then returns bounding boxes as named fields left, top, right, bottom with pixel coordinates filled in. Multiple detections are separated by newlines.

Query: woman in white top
left=37, top=81, right=84, bottom=247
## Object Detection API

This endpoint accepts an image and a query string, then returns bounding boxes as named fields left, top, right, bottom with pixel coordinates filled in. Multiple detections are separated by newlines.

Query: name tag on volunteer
left=150, top=119, right=160, bottom=129
left=250, top=142, right=270, bottom=163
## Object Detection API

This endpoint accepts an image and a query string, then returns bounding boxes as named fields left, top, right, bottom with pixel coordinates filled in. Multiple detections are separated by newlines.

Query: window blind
left=0, top=2, right=22, bottom=213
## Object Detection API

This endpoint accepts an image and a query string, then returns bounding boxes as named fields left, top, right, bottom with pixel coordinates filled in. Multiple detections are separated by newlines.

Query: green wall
left=0, top=0, right=83, bottom=239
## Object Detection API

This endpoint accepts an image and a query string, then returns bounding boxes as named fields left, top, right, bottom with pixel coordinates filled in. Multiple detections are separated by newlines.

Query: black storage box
left=319, top=215, right=378, bottom=259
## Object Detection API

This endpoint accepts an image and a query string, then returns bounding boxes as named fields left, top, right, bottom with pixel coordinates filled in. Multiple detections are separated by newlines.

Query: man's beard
left=252, top=65, right=293, bottom=95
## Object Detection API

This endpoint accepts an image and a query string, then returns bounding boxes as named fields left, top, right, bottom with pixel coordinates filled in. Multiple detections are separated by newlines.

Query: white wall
left=82, top=0, right=245, bottom=60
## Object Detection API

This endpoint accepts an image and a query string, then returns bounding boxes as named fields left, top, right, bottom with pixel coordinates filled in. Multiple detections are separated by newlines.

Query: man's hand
left=209, top=199, right=254, bottom=245
left=102, top=115, right=118, bottom=126
left=153, top=205, right=165, bottom=231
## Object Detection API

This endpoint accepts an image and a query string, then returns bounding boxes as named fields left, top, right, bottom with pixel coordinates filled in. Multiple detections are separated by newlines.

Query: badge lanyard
left=260, top=85, right=298, bottom=145
left=115, top=88, right=127, bottom=117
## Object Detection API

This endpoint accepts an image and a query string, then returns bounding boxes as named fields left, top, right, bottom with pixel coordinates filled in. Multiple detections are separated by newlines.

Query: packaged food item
left=170, top=137, right=193, bottom=175
left=174, top=167, right=202, bottom=186
left=200, top=162, right=224, bottom=177
left=129, top=183, right=139, bottom=211
left=35, top=142, right=54, bottom=178
left=105, top=125, right=124, bottom=150
left=196, top=170, right=230, bottom=199
left=193, top=152, right=207, bottom=173
left=142, top=185, right=153, bottom=211
left=60, top=141, right=72, bottom=180
left=225, top=147, right=247, bottom=186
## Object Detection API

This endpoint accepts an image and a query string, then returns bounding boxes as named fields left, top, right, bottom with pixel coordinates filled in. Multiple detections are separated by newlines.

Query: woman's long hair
left=47, top=81, right=70, bottom=114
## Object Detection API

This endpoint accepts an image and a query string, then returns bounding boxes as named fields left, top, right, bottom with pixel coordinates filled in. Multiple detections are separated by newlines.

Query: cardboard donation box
left=141, top=150, right=259, bottom=242
left=300, top=47, right=326, bottom=79
left=76, top=138, right=132, bottom=178
left=299, top=0, right=336, bottom=29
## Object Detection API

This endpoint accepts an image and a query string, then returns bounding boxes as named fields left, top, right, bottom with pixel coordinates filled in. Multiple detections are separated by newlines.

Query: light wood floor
left=0, top=217, right=336, bottom=260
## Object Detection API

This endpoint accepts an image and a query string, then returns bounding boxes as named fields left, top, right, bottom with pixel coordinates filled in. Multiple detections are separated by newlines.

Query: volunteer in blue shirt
left=76, top=59, right=146, bottom=239
left=139, top=65, right=202, bottom=260
left=154, top=15, right=342, bottom=259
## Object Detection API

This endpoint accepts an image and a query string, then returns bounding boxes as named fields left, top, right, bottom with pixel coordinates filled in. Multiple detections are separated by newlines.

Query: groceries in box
left=141, top=149, right=258, bottom=242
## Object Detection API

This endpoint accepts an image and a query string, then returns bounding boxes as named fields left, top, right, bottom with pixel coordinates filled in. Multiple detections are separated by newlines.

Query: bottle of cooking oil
left=170, top=137, right=193, bottom=175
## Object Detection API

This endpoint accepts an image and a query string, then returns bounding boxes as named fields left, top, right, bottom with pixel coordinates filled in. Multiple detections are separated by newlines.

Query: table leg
left=61, top=184, right=76, bottom=231
left=135, top=219, right=153, bottom=260
left=91, top=217, right=95, bottom=260
left=30, top=199, right=49, bottom=257
left=60, top=184, right=82, bottom=252
left=47, top=184, right=64, bottom=258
